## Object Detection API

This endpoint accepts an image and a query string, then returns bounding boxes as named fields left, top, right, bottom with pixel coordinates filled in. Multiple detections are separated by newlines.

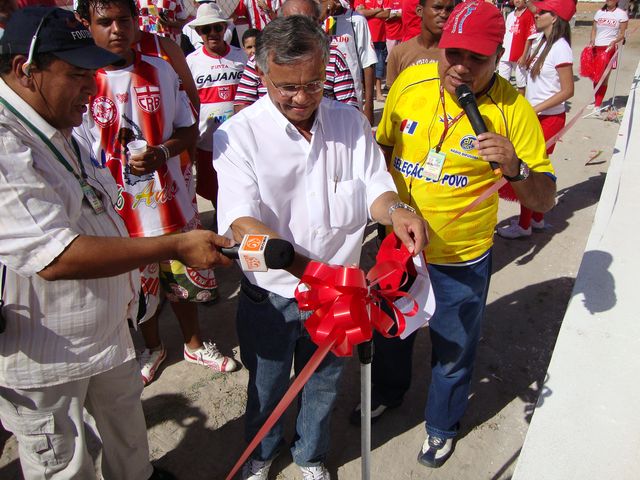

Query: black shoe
left=348, top=399, right=400, bottom=426
left=417, top=434, right=455, bottom=468
left=148, top=466, right=177, bottom=480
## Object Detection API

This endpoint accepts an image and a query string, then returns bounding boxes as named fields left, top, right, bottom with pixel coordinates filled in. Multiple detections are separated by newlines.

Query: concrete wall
left=513, top=64, right=640, bottom=479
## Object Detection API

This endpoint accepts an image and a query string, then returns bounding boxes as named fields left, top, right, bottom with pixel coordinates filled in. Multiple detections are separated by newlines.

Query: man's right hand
left=175, top=230, right=235, bottom=269
left=128, top=146, right=166, bottom=175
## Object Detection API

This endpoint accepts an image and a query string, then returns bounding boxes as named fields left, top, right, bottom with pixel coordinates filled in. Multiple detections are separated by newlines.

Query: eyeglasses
left=536, top=9, right=553, bottom=15
left=265, top=75, right=325, bottom=98
left=197, top=23, right=226, bottom=35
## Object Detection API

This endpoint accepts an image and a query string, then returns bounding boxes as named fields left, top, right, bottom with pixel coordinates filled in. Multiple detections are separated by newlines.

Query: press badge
left=80, top=179, right=105, bottom=215
left=423, top=149, right=446, bottom=181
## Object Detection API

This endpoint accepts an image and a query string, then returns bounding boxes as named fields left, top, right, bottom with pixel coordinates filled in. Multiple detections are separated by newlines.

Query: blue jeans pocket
left=240, top=277, right=270, bottom=304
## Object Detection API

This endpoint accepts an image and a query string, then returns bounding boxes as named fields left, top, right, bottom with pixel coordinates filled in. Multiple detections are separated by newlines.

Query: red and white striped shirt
left=234, top=43, right=358, bottom=108
left=79, top=52, right=198, bottom=238
left=187, top=44, right=247, bottom=151
left=240, top=0, right=281, bottom=30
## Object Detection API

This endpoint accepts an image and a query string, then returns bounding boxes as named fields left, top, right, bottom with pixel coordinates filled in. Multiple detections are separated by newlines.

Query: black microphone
left=221, top=235, right=295, bottom=271
left=455, top=84, right=500, bottom=173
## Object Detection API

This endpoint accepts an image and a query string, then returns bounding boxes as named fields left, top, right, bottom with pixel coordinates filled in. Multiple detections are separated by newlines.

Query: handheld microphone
left=221, top=235, right=295, bottom=272
left=455, top=84, right=500, bottom=174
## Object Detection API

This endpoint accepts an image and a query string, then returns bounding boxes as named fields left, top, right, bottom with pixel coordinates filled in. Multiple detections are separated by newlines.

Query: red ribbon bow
left=295, top=238, right=418, bottom=357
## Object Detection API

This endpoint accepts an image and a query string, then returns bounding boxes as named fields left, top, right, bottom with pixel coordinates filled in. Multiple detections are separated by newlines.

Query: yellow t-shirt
left=377, top=62, right=555, bottom=264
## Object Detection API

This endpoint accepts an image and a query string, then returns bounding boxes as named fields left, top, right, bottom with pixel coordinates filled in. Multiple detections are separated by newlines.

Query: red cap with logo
left=532, top=0, right=576, bottom=21
left=438, top=1, right=506, bottom=56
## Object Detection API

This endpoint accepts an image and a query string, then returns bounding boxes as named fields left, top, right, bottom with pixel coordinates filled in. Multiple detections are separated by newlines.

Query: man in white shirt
left=0, top=8, right=233, bottom=480
left=186, top=3, right=247, bottom=202
left=213, top=15, right=428, bottom=480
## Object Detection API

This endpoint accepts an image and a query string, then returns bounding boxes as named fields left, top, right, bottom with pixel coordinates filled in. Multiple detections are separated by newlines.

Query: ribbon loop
left=295, top=244, right=420, bottom=357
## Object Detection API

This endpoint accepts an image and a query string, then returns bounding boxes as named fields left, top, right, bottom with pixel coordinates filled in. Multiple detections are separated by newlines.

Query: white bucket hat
left=187, top=3, right=232, bottom=29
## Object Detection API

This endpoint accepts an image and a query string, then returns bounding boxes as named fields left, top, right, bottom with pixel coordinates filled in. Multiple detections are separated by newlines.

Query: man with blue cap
left=0, top=7, right=233, bottom=479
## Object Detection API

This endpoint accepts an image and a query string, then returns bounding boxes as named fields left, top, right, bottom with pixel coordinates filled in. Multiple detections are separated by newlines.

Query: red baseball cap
left=532, top=0, right=576, bottom=21
left=438, top=1, right=506, bottom=56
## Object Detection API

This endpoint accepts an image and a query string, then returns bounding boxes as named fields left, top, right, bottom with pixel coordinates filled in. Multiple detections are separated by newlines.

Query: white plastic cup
left=127, top=139, right=147, bottom=157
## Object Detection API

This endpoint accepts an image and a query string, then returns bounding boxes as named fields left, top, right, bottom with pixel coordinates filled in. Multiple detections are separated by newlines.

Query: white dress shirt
left=213, top=96, right=396, bottom=298
left=0, top=79, right=138, bottom=389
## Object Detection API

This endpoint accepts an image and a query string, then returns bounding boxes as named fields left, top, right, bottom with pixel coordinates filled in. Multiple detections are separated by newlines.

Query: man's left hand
left=390, top=208, right=429, bottom=256
left=474, top=132, right=520, bottom=178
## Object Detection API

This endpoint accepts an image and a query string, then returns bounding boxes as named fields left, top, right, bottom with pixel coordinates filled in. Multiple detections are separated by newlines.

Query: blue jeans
left=371, top=251, right=492, bottom=439
left=236, top=277, right=346, bottom=466
left=373, top=41, right=388, bottom=79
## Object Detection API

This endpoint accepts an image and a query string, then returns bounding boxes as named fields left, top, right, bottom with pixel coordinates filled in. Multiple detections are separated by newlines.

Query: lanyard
left=436, top=84, right=465, bottom=153
left=0, top=97, right=88, bottom=183
left=0, top=96, right=105, bottom=214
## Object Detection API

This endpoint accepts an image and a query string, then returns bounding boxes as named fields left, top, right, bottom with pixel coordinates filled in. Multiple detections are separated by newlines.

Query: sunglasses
left=197, top=23, right=226, bottom=35
left=536, top=9, right=553, bottom=15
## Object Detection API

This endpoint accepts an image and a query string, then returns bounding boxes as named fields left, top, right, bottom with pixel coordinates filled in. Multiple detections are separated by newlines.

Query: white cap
left=187, top=3, right=232, bottom=29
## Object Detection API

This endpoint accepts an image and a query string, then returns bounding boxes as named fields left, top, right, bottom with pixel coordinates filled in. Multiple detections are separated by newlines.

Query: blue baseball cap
left=0, top=6, right=122, bottom=69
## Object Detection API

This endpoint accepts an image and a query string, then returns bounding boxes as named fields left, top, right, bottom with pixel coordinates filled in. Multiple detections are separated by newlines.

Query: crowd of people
left=0, top=0, right=630, bottom=479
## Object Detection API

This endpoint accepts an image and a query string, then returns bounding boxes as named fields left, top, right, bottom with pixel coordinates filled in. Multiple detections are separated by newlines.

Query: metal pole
left=608, top=43, right=624, bottom=114
left=358, top=339, right=373, bottom=480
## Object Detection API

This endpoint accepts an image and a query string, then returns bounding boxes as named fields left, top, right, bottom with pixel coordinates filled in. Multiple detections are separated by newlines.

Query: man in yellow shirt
left=368, top=0, right=556, bottom=468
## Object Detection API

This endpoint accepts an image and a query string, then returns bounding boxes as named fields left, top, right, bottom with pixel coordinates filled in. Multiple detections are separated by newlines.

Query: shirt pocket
left=328, top=178, right=367, bottom=231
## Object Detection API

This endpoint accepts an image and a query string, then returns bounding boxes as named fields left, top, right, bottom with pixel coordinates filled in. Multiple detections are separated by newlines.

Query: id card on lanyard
left=424, top=85, right=466, bottom=182
left=0, top=97, right=105, bottom=215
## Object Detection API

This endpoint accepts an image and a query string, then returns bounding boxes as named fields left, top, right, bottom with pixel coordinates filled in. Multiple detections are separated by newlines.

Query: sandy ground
left=1, top=7, right=639, bottom=480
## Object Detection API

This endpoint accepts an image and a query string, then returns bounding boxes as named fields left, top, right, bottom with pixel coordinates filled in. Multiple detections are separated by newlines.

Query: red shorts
left=195, top=148, right=218, bottom=203
left=539, top=112, right=566, bottom=155
left=499, top=112, right=564, bottom=201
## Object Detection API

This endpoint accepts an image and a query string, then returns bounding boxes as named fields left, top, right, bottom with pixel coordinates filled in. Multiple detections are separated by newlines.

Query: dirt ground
left=1, top=6, right=639, bottom=480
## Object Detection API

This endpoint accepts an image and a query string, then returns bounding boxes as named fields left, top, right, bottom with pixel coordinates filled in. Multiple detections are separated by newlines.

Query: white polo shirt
left=213, top=96, right=396, bottom=298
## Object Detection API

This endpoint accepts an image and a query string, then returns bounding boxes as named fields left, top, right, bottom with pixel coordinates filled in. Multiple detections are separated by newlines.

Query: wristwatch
left=503, top=159, right=530, bottom=182
left=388, top=201, right=416, bottom=219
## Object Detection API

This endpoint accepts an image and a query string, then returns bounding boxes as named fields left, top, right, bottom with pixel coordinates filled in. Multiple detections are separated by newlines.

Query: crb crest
left=218, top=86, right=231, bottom=101
left=91, top=96, right=117, bottom=127
left=134, top=85, right=161, bottom=113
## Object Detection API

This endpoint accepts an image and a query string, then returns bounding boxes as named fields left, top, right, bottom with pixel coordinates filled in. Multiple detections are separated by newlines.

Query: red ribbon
left=295, top=248, right=418, bottom=357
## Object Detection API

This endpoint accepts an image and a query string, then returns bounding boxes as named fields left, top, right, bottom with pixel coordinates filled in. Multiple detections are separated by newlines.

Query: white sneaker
left=417, top=434, right=454, bottom=468
left=497, top=221, right=532, bottom=239
left=531, top=218, right=545, bottom=230
left=139, top=344, right=167, bottom=386
left=300, top=464, right=331, bottom=480
left=183, top=341, right=238, bottom=372
left=241, top=458, right=272, bottom=480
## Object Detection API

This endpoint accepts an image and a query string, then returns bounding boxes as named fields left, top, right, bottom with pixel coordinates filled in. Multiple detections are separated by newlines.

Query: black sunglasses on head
left=197, top=23, right=225, bottom=35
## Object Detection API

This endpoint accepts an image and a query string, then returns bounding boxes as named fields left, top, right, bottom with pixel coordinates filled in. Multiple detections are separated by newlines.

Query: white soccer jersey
left=323, top=10, right=377, bottom=104
left=187, top=45, right=247, bottom=151
left=76, top=52, right=198, bottom=238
